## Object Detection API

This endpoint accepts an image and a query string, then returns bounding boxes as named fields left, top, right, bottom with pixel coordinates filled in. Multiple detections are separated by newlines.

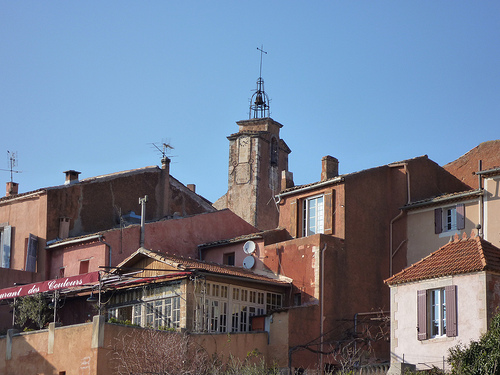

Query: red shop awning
left=0, top=272, right=100, bottom=301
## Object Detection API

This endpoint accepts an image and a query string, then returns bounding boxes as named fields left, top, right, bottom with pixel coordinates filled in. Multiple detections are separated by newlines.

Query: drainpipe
left=320, top=243, right=328, bottom=372
left=99, top=238, right=112, bottom=269
left=389, top=163, right=410, bottom=277
left=478, top=160, right=484, bottom=238
left=139, top=195, right=148, bottom=247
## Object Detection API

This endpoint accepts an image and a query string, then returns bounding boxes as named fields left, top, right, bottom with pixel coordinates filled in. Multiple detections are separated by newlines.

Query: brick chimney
left=321, top=156, right=339, bottom=181
left=187, top=184, right=196, bottom=193
left=64, top=170, right=81, bottom=185
left=6, top=182, right=19, bottom=197
left=281, top=170, right=294, bottom=191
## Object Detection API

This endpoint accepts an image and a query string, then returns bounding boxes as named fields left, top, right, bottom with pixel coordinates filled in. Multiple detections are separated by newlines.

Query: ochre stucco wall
left=407, top=199, right=480, bottom=265
left=0, top=192, right=48, bottom=278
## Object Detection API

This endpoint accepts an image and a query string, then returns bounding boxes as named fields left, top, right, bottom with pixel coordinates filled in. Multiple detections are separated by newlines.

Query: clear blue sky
left=1, top=2, right=499, bottom=203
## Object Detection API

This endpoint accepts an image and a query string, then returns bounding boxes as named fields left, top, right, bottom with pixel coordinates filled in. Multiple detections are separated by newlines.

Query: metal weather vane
left=249, top=45, right=270, bottom=119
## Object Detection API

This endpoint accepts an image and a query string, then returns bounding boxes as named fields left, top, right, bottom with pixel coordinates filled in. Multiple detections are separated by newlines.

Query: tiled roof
left=279, top=155, right=429, bottom=195
left=120, top=248, right=290, bottom=285
left=403, top=189, right=482, bottom=210
left=385, top=233, right=500, bottom=285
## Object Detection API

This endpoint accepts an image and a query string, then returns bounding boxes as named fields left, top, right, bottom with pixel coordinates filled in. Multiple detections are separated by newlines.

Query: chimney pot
left=187, top=184, right=196, bottom=193
left=321, top=156, right=339, bottom=181
left=6, top=182, right=19, bottom=197
left=281, top=170, right=294, bottom=191
left=64, top=170, right=81, bottom=185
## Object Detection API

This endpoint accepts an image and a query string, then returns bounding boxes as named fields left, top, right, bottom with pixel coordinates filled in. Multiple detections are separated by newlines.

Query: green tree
left=13, top=294, right=53, bottom=330
left=448, top=312, right=500, bottom=374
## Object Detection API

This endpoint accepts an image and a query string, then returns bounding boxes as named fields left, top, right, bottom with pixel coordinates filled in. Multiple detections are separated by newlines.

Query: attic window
left=435, top=204, right=465, bottom=234
left=223, top=252, right=235, bottom=266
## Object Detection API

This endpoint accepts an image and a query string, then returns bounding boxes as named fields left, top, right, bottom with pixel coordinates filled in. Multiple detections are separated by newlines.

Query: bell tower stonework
left=214, top=117, right=291, bottom=230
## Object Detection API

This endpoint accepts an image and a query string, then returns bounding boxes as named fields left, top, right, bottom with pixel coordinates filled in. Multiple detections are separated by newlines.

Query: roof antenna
left=1, top=151, right=22, bottom=182
left=151, top=141, right=174, bottom=159
left=249, top=45, right=270, bottom=119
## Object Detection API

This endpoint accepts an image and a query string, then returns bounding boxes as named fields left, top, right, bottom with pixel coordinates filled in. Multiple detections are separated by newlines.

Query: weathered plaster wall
left=484, top=175, right=500, bottom=247
left=0, top=192, right=48, bottom=277
left=390, top=274, right=488, bottom=371
left=444, top=140, right=500, bottom=189
left=406, top=199, right=480, bottom=265
left=49, top=240, right=107, bottom=279
left=0, top=322, right=96, bottom=375
left=98, top=209, right=258, bottom=266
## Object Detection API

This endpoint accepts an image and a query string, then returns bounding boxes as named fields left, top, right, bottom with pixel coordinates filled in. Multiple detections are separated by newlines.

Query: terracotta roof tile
left=121, top=248, right=290, bottom=285
left=385, top=233, right=500, bottom=285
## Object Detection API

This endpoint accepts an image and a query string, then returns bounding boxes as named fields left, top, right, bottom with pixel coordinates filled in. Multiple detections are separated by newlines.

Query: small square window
left=223, top=252, right=235, bottom=266
left=79, top=260, right=89, bottom=274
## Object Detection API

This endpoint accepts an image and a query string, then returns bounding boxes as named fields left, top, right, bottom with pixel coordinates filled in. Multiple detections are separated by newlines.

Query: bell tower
left=214, top=47, right=292, bottom=230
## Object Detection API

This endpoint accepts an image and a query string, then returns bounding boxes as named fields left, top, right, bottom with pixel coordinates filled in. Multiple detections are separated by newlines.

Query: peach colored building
left=0, top=159, right=214, bottom=285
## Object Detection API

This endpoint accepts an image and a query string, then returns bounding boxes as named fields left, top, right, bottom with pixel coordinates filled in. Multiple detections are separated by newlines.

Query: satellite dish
left=243, top=240, right=256, bottom=254
left=243, top=256, right=255, bottom=269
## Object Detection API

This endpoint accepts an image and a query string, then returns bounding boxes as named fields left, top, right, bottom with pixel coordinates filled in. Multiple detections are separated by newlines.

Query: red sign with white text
left=0, top=272, right=100, bottom=300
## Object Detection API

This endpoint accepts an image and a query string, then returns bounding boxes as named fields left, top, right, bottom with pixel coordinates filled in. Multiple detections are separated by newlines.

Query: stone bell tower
left=214, top=48, right=291, bottom=230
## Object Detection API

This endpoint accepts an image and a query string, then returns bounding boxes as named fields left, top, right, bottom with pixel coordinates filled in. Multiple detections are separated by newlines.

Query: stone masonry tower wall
left=217, top=117, right=291, bottom=230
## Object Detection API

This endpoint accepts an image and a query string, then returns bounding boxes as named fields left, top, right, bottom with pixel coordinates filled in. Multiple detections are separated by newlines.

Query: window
left=223, top=252, right=235, bottom=266
left=108, top=296, right=181, bottom=329
left=0, top=225, right=12, bottom=268
left=79, top=260, right=90, bottom=274
left=193, top=282, right=281, bottom=333
left=435, top=204, right=465, bottom=234
left=417, top=285, right=457, bottom=340
left=302, top=195, right=324, bottom=236
left=430, top=289, right=446, bottom=337
left=25, top=234, right=38, bottom=272
left=270, top=137, right=279, bottom=166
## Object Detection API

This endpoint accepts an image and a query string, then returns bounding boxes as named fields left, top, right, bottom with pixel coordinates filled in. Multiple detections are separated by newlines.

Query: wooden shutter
left=1, top=225, right=12, bottom=268
left=456, top=204, right=465, bottom=230
left=25, top=234, right=38, bottom=272
left=290, top=198, right=299, bottom=238
left=434, top=208, right=443, bottom=234
left=417, top=289, right=428, bottom=340
left=324, top=190, right=334, bottom=235
left=446, top=285, right=458, bottom=337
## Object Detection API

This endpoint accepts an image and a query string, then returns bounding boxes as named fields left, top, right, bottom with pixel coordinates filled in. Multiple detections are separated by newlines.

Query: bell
left=254, top=93, right=264, bottom=106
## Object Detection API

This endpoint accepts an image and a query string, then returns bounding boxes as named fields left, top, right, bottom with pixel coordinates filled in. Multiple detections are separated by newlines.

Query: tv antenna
left=0, top=151, right=22, bottom=182
left=151, top=141, right=174, bottom=159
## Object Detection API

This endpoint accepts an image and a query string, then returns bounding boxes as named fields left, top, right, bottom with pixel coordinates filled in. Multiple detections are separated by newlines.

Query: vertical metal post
left=53, top=290, right=59, bottom=324
left=139, top=195, right=148, bottom=247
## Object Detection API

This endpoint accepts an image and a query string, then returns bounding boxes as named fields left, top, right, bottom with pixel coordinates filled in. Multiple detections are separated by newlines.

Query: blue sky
left=1, top=2, right=499, bottom=203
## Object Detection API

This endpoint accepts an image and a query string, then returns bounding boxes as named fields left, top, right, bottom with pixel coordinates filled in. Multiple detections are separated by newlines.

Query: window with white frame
left=417, top=286, right=457, bottom=340
left=302, top=195, right=324, bottom=237
left=107, top=284, right=181, bottom=329
left=435, top=204, right=465, bottom=234
left=430, top=288, right=446, bottom=337
left=193, top=282, right=281, bottom=333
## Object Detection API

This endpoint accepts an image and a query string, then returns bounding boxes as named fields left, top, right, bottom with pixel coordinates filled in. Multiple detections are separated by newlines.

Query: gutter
left=275, top=176, right=344, bottom=203
left=402, top=189, right=483, bottom=210
left=475, top=167, right=500, bottom=176
left=46, top=234, right=103, bottom=250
